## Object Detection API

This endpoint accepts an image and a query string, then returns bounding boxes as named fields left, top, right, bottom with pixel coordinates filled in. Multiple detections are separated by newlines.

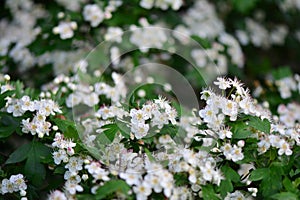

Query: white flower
left=199, top=106, right=218, bottom=123
left=91, top=168, right=110, bottom=182
left=83, top=4, right=104, bottom=27
left=7, top=99, right=24, bottom=117
left=221, top=100, right=238, bottom=121
left=278, top=139, right=293, bottom=156
left=257, top=139, right=270, bottom=154
left=224, top=190, right=246, bottom=200
left=200, top=162, right=214, bottom=182
left=120, top=171, right=141, bottom=186
left=133, top=182, right=152, bottom=200
left=65, top=157, right=83, bottom=172
left=105, top=27, right=123, bottom=43
left=53, top=21, right=77, bottom=40
left=222, top=143, right=233, bottom=160
left=20, top=96, right=35, bottom=112
left=239, top=97, right=255, bottom=115
left=48, top=190, right=67, bottom=200
left=140, top=0, right=154, bottom=9
left=66, top=93, right=83, bottom=108
left=82, top=92, right=99, bottom=107
left=130, top=109, right=149, bottom=123
left=218, top=128, right=232, bottom=139
left=131, top=123, right=149, bottom=139
left=53, top=149, right=68, bottom=165
left=1, top=179, right=14, bottom=194
left=110, top=46, right=121, bottom=65
left=152, top=111, right=169, bottom=129
left=214, top=77, right=231, bottom=90
left=10, top=174, right=27, bottom=191
left=231, top=145, right=244, bottom=162
left=64, top=180, right=83, bottom=195
left=144, top=174, right=162, bottom=193
left=85, top=162, right=102, bottom=174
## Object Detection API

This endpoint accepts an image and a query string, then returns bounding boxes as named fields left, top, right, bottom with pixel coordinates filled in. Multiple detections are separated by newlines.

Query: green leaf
left=260, top=166, right=282, bottom=197
left=283, top=177, right=297, bottom=193
left=96, top=180, right=130, bottom=199
left=202, top=185, right=220, bottom=200
left=221, top=165, right=240, bottom=183
left=6, top=141, right=51, bottom=186
left=271, top=192, right=298, bottom=200
left=230, top=0, right=258, bottom=13
left=248, top=116, right=271, bottom=133
left=54, top=166, right=65, bottom=175
left=220, top=179, right=233, bottom=198
left=272, top=66, right=293, bottom=80
left=5, top=143, right=32, bottom=164
left=24, top=154, right=46, bottom=186
left=230, top=121, right=252, bottom=139
left=52, top=118, right=78, bottom=140
left=0, top=125, right=16, bottom=139
left=144, top=148, right=155, bottom=162
left=101, top=123, right=119, bottom=142
left=24, top=142, right=50, bottom=186
left=249, top=168, right=269, bottom=181
left=0, top=114, right=20, bottom=139
left=0, top=90, right=15, bottom=109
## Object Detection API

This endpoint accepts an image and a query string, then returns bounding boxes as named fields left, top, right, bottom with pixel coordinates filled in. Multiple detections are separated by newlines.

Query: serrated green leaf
left=52, top=118, right=78, bottom=140
left=293, top=177, right=300, bottom=188
left=5, top=143, right=32, bottom=164
left=24, top=155, right=46, bottom=186
left=221, top=165, right=240, bottom=183
left=230, top=0, right=258, bottom=13
left=260, top=167, right=282, bottom=197
left=144, top=148, right=155, bottom=162
left=249, top=168, right=269, bottom=181
left=248, top=116, right=270, bottom=133
left=220, top=179, right=233, bottom=198
left=0, top=90, right=15, bottom=109
left=283, top=177, right=297, bottom=193
left=54, top=166, right=65, bottom=175
left=202, top=185, right=220, bottom=200
left=101, top=123, right=119, bottom=142
left=271, top=192, right=298, bottom=200
left=272, top=66, right=293, bottom=80
left=24, top=142, right=50, bottom=186
left=230, top=121, right=252, bottom=139
left=96, top=180, right=130, bottom=199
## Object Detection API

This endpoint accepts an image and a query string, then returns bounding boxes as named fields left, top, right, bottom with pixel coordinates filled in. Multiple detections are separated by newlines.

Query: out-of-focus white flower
left=83, top=4, right=104, bottom=27
left=105, top=27, right=123, bottom=43
left=53, top=21, right=77, bottom=40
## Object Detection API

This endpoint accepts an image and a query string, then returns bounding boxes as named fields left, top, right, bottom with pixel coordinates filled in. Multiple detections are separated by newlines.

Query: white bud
left=137, top=89, right=146, bottom=98
left=20, top=190, right=26, bottom=196
left=238, top=140, right=245, bottom=147
left=163, top=83, right=172, bottom=92
left=84, top=159, right=90, bottom=164
left=70, top=22, right=77, bottom=30
left=57, top=12, right=65, bottom=19
left=82, top=174, right=89, bottom=181
left=52, top=125, right=58, bottom=131
left=4, top=74, right=10, bottom=81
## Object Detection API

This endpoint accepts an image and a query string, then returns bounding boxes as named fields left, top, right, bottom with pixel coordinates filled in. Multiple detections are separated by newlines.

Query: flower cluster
left=66, top=72, right=127, bottom=108
left=0, top=174, right=27, bottom=200
left=5, top=95, right=61, bottom=138
left=121, top=162, right=175, bottom=200
left=140, top=0, right=183, bottom=10
left=129, top=96, right=177, bottom=139
left=51, top=132, right=86, bottom=198
left=200, top=77, right=268, bottom=129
